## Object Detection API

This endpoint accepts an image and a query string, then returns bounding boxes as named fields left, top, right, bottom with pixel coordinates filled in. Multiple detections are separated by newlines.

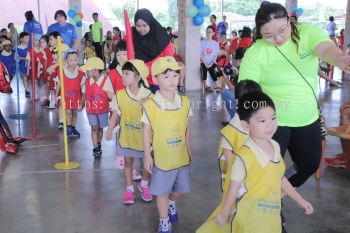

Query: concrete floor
left=0, top=73, right=350, bottom=233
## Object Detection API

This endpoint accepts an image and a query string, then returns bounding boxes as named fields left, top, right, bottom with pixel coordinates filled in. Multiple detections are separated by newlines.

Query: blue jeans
left=221, top=89, right=236, bottom=119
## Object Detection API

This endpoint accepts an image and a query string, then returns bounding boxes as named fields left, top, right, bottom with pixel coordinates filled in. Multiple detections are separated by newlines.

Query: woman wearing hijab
left=133, top=9, right=174, bottom=93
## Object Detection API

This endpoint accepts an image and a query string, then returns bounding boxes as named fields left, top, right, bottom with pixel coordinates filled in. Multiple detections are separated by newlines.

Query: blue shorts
left=86, top=112, right=109, bottom=128
left=150, top=166, right=190, bottom=196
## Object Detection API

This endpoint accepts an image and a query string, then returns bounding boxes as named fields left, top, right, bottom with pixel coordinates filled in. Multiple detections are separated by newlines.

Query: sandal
left=214, top=87, right=222, bottom=93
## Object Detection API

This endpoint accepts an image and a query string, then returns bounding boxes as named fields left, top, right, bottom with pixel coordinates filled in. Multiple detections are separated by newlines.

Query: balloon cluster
left=67, top=9, right=84, bottom=27
left=185, top=0, right=211, bottom=26
left=291, top=6, right=304, bottom=17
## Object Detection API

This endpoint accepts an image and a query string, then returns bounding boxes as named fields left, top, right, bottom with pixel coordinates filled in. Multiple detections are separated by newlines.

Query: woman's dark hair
left=235, top=80, right=262, bottom=100
left=254, top=2, right=300, bottom=47
left=49, top=31, right=60, bottom=39
left=232, top=30, right=237, bottom=36
left=237, top=91, right=275, bottom=122
left=211, top=15, right=217, bottom=20
left=25, top=11, right=34, bottom=21
left=109, top=40, right=127, bottom=69
left=7, top=23, right=14, bottom=29
left=40, top=35, right=49, bottom=44
left=241, top=26, right=251, bottom=39
left=121, top=62, right=149, bottom=89
left=54, top=10, right=67, bottom=20
left=329, top=16, right=334, bottom=22
left=19, top=31, right=29, bottom=39
left=113, top=27, right=121, bottom=33
left=235, top=47, right=246, bottom=60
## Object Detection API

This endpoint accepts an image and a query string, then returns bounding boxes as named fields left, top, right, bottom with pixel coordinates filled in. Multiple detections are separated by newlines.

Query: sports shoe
left=71, top=127, right=80, bottom=137
left=168, top=204, right=179, bottom=224
left=132, top=169, right=142, bottom=181
left=139, top=185, right=153, bottom=202
left=67, top=126, right=73, bottom=137
left=158, top=221, right=172, bottom=233
left=123, top=191, right=135, bottom=205
left=93, top=147, right=102, bottom=158
left=57, top=122, right=63, bottom=129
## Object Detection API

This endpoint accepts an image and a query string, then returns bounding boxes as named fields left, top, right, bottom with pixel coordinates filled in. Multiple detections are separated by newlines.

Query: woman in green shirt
left=239, top=2, right=350, bottom=188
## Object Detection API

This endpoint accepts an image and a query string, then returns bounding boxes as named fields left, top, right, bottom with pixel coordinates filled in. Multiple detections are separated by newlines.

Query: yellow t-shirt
left=85, top=47, right=96, bottom=59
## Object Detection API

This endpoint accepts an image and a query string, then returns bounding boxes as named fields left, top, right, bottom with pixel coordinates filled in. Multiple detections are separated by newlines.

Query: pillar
left=68, top=0, right=82, bottom=38
left=345, top=0, right=350, bottom=79
left=178, top=0, right=202, bottom=91
left=285, top=0, right=297, bottom=13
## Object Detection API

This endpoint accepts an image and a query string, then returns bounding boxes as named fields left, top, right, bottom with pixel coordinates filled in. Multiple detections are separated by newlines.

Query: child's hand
left=105, top=129, right=113, bottom=141
left=298, top=199, right=314, bottom=215
left=143, top=155, right=154, bottom=174
left=215, top=214, right=228, bottom=227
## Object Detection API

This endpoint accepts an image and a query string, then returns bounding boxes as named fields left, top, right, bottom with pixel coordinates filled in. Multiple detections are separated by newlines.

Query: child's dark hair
left=329, top=16, right=334, bottom=22
left=7, top=23, right=14, bottom=29
left=122, top=62, right=149, bottom=89
left=235, top=80, right=262, bottom=100
left=109, top=40, right=127, bottom=70
left=206, top=25, right=214, bottom=32
left=241, top=26, right=251, bottom=39
left=40, top=35, right=49, bottom=44
left=211, top=14, right=217, bottom=20
left=254, top=2, right=300, bottom=47
left=19, top=31, right=29, bottom=39
left=237, top=91, right=275, bottom=122
left=160, top=68, right=180, bottom=75
left=49, top=31, right=60, bottom=39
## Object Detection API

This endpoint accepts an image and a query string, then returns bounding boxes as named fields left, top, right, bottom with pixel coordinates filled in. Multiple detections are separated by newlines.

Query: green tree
left=110, top=0, right=137, bottom=24
left=224, top=0, right=261, bottom=16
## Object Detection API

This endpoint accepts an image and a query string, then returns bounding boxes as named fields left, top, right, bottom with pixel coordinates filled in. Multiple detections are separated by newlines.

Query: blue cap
left=64, top=48, right=77, bottom=59
left=33, top=34, right=42, bottom=41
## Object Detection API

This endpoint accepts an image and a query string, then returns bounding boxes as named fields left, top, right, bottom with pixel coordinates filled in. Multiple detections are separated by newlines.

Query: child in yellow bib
left=197, top=91, right=313, bottom=233
left=106, top=59, right=153, bottom=205
left=218, top=80, right=262, bottom=191
left=142, top=56, right=192, bottom=233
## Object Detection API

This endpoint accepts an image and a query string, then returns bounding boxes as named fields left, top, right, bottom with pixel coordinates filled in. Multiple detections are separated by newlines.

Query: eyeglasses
left=261, top=20, right=289, bottom=42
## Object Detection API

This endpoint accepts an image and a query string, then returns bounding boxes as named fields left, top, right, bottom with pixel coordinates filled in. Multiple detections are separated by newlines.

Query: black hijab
left=132, top=9, right=171, bottom=62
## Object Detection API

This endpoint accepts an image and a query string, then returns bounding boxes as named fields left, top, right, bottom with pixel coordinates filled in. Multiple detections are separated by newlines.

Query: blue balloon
left=76, top=21, right=82, bottom=27
left=68, top=9, right=76, bottom=18
left=193, top=0, right=204, bottom=8
left=291, top=6, right=298, bottom=12
left=193, top=14, right=204, bottom=26
left=295, top=8, right=304, bottom=16
left=198, top=4, right=211, bottom=17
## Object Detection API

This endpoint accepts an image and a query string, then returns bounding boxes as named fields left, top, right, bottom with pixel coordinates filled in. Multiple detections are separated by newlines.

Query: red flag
left=124, top=9, right=135, bottom=59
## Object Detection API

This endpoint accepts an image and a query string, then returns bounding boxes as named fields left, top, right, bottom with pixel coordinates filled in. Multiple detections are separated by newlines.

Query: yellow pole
left=54, top=38, right=79, bottom=170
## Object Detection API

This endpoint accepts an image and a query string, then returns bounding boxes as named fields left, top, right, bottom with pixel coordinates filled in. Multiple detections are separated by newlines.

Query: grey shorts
left=150, top=166, right=190, bottom=196
left=86, top=112, right=109, bottom=128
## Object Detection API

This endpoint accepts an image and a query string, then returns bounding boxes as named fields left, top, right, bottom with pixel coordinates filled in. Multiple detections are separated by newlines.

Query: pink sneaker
left=139, top=185, right=153, bottom=202
left=132, top=169, right=142, bottom=181
left=123, top=191, right=135, bottom=205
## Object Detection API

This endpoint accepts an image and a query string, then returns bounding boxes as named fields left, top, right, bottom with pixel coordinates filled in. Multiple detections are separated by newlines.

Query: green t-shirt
left=239, top=23, right=331, bottom=127
left=91, top=21, right=103, bottom=42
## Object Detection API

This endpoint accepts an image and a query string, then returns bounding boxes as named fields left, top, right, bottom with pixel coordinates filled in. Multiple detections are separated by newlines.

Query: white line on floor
left=0, top=168, right=118, bottom=176
left=20, top=143, right=60, bottom=149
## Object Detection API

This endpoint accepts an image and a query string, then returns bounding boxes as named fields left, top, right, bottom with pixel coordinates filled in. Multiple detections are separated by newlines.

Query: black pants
left=93, top=41, right=104, bottom=63
left=273, top=120, right=322, bottom=187
left=200, top=63, right=218, bottom=82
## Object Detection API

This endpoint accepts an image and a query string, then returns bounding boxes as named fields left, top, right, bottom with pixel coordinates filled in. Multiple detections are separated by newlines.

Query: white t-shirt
left=201, top=39, right=220, bottom=65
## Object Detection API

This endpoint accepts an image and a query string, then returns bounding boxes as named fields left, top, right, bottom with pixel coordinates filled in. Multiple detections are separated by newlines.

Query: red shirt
left=212, top=23, right=218, bottom=42
left=229, top=38, right=239, bottom=53
left=61, top=70, right=84, bottom=110
left=109, top=68, right=125, bottom=92
left=219, top=40, right=229, bottom=51
left=238, top=37, right=252, bottom=49
left=29, top=48, right=45, bottom=80
left=85, top=76, right=109, bottom=114
left=145, top=42, right=175, bottom=86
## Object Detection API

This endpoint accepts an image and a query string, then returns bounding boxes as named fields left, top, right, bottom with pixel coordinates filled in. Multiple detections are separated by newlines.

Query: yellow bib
left=218, top=124, right=249, bottom=190
left=117, top=90, right=151, bottom=151
left=197, top=145, right=285, bottom=233
left=143, top=96, right=190, bottom=171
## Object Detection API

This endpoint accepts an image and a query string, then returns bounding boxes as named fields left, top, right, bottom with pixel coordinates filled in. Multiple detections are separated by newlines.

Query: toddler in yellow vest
left=197, top=91, right=313, bottom=233
left=106, top=59, right=153, bottom=204
left=142, top=56, right=192, bottom=233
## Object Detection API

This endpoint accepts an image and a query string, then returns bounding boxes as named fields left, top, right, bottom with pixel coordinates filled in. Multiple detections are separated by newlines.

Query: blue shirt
left=326, top=22, right=336, bottom=36
left=23, top=20, right=43, bottom=48
left=47, top=22, right=78, bottom=48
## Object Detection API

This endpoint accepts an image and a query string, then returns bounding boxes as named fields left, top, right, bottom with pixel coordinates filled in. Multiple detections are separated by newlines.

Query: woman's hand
left=336, top=48, right=350, bottom=73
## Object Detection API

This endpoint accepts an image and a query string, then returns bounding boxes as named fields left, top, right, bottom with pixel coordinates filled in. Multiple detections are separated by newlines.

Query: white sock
left=126, top=185, right=134, bottom=192
left=140, top=180, right=148, bottom=187
left=160, top=217, right=169, bottom=224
